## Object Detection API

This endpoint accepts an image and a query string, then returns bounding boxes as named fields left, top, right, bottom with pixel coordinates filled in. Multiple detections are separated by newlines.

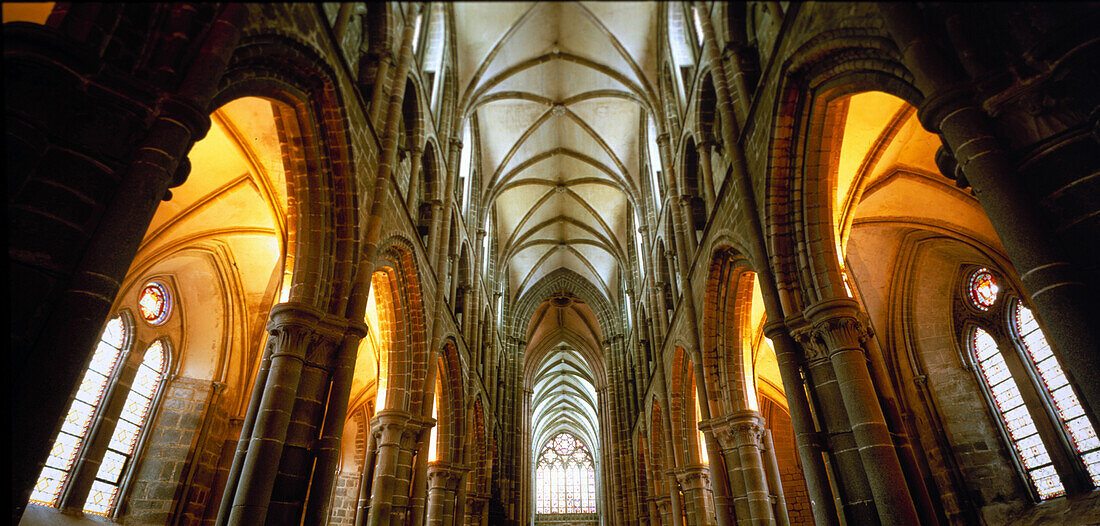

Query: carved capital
left=371, top=409, right=412, bottom=443
left=676, top=465, right=711, bottom=490
left=728, top=411, right=765, bottom=448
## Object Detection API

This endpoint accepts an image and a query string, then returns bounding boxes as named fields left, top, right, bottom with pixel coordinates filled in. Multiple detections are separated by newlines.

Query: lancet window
left=30, top=281, right=173, bottom=517
left=961, top=267, right=1099, bottom=500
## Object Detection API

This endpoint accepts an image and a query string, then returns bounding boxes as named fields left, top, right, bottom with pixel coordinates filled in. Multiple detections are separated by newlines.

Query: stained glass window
left=138, top=282, right=170, bottom=325
left=967, top=269, right=999, bottom=311
left=30, top=315, right=129, bottom=508
left=535, top=432, right=597, bottom=514
left=970, top=327, right=1065, bottom=499
left=83, top=340, right=167, bottom=516
left=1011, top=300, right=1100, bottom=486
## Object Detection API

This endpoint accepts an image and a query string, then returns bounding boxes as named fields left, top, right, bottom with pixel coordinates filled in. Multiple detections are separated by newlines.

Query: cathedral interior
left=7, top=2, right=1100, bottom=525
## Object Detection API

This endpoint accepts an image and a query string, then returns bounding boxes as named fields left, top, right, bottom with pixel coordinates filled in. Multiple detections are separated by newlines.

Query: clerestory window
left=960, top=267, right=1099, bottom=501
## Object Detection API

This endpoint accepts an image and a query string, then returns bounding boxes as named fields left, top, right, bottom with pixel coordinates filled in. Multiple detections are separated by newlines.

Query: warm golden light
left=366, top=272, right=389, bottom=410
left=2, top=2, right=54, bottom=24
left=428, top=379, right=440, bottom=462
left=696, top=394, right=709, bottom=464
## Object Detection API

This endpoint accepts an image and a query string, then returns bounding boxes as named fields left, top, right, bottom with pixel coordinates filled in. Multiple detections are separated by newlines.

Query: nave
left=7, top=2, right=1100, bottom=525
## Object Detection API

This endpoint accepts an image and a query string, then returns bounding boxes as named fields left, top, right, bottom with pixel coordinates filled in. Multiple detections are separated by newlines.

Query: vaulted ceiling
left=454, top=2, right=659, bottom=304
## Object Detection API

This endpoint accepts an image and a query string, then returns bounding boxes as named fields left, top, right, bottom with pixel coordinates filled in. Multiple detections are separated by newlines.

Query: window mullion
left=59, top=351, right=142, bottom=513
left=994, top=332, right=1082, bottom=495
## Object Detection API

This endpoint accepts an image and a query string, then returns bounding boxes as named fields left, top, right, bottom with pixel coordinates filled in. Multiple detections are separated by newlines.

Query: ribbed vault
left=454, top=2, right=658, bottom=302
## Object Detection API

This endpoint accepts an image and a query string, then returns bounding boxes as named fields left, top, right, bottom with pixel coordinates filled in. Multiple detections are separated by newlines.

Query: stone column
left=267, top=315, right=346, bottom=524
left=216, top=336, right=274, bottom=524
left=760, top=430, right=790, bottom=526
left=657, top=495, right=674, bottom=526
left=465, top=495, right=488, bottom=525
left=880, top=1, right=1100, bottom=418
left=227, top=302, right=322, bottom=525
left=728, top=412, right=775, bottom=526
left=425, top=462, right=463, bottom=526
left=405, top=145, right=424, bottom=212
left=696, top=140, right=717, bottom=212
left=10, top=7, right=247, bottom=515
left=395, top=416, right=433, bottom=524
left=647, top=496, right=661, bottom=526
left=765, top=322, right=838, bottom=526
left=301, top=320, right=369, bottom=525
left=367, top=51, right=395, bottom=127
left=793, top=321, right=875, bottom=525
left=805, top=299, right=918, bottom=525
left=701, top=416, right=749, bottom=525
left=364, top=410, right=412, bottom=526
left=678, top=465, right=716, bottom=526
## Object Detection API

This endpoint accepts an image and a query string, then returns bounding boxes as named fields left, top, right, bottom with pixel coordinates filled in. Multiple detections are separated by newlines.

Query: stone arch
left=764, top=28, right=921, bottom=311
left=469, top=398, right=490, bottom=497
left=695, top=70, right=719, bottom=145
left=435, top=340, right=465, bottom=464
left=669, top=347, right=703, bottom=465
left=701, top=247, right=759, bottom=415
left=650, top=400, right=667, bottom=491
left=680, top=133, right=706, bottom=235
left=414, top=139, right=442, bottom=246
left=372, top=237, right=428, bottom=414
left=400, top=75, right=423, bottom=155
left=509, top=268, right=619, bottom=343
left=214, top=34, right=360, bottom=315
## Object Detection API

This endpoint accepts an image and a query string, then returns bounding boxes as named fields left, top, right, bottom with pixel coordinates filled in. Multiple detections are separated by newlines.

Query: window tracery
left=959, top=266, right=1099, bottom=500
left=30, top=282, right=174, bottom=517
left=535, top=432, right=596, bottom=514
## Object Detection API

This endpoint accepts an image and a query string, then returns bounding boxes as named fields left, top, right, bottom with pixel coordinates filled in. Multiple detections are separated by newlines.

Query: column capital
left=427, top=461, right=467, bottom=489
left=676, top=465, right=711, bottom=490
left=268, top=301, right=324, bottom=330
left=915, top=83, right=975, bottom=134
left=371, top=409, right=413, bottom=442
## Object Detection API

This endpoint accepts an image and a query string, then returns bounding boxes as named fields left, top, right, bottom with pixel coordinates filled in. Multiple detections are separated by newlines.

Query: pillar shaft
left=764, top=324, right=839, bottom=526
left=227, top=303, right=321, bottom=525
left=880, top=1, right=1100, bottom=420
left=760, top=430, right=790, bottom=526
left=806, top=300, right=918, bottom=525
left=364, top=411, right=412, bottom=526
left=799, top=327, right=876, bottom=525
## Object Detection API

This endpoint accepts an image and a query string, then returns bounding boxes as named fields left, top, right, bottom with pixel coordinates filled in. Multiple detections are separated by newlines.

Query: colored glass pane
left=30, top=315, right=128, bottom=509
left=971, top=327, right=1064, bottom=499
left=535, top=432, right=597, bottom=514
left=1012, top=300, right=1100, bottom=486
left=83, top=340, right=167, bottom=516
left=967, top=269, right=998, bottom=310
left=138, top=282, right=170, bottom=325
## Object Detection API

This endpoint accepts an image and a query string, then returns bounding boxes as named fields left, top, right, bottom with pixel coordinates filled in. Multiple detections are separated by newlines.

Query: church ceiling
left=454, top=2, right=658, bottom=305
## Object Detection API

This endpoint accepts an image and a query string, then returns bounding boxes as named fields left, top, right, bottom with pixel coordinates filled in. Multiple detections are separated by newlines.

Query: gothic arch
left=371, top=237, right=428, bottom=415
left=435, top=340, right=466, bottom=464
left=214, top=34, right=360, bottom=315
left=764, top=28, right=921, bottom=310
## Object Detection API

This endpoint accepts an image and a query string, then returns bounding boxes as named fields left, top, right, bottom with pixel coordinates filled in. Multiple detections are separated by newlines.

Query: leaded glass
left=29, top=315, right=128, bottom=508
left=1012, top=300, right=1100, bottom=486
left=84, top=340, right=167, bottom=516
left=535, top=432, right=597, bottom=514
left=967, top=269, right=999, bottom=310
left=138, top=282, right=170, bottom=325
left=971, top=327, right=1065, bottom=499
